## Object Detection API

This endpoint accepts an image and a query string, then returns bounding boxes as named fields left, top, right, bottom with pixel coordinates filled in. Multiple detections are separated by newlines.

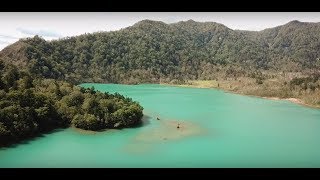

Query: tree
left=21, top=73, right=34, bottom=89
left=54, top=81, right=62, bottom=98
left=0, top=60, right=4, bottom=70
left=3, top=66, right=19, bottom=89
left=67, top=91, right=84, bottom=107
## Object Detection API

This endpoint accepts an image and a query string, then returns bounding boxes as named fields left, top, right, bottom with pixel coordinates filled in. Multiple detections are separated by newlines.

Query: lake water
left=1, top=84, right=320, bottom=167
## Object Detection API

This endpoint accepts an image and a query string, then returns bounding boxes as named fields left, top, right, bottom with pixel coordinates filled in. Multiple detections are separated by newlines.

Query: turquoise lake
left=1, top=83, right=320, bottom=167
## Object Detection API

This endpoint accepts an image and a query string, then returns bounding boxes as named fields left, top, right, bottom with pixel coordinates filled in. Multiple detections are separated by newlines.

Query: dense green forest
left=0, top=60, right=143, bottom=146
left=1, top=19, right=320, bottom=85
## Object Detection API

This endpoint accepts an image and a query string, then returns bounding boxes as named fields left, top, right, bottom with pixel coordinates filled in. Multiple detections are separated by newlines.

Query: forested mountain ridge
left=1, top=19, right=320, bottom=85
left=239, top=20, right=320, bottom=69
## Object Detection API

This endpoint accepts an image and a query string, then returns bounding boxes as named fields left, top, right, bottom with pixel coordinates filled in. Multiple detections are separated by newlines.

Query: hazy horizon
left=1, top=12, right=320, bottom=50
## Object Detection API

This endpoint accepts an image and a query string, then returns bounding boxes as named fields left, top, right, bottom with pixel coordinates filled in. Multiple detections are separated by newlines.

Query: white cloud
left=0, top=34, right=19, bottom=39
left=16, top=27, right=61, bottom=38
left=0, top=40, right=10, bottom=44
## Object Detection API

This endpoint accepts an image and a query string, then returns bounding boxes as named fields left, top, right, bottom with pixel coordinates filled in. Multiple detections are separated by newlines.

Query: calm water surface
left=1, top=84, right=320, bottom=167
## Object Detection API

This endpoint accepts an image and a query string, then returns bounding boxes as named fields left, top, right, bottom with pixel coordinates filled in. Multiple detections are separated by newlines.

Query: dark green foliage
left=0, top=61, right=143, bottom=147
left=0, top=89, right=63, bottom=145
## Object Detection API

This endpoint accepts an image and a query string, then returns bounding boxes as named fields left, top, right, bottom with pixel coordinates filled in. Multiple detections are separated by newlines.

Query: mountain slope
left=1, top=19, right=320, bottom=84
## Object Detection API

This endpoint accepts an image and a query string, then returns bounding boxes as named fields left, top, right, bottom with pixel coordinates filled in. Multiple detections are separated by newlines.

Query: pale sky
left=1, top=12, right=320, bottom=50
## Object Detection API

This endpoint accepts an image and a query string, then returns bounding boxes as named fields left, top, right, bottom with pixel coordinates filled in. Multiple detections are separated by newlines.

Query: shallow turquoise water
left=1, top=83, right=320, bottom=167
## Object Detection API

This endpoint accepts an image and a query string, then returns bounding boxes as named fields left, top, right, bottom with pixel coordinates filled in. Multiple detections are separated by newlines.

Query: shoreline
left=260, top=97, right=320, bottom=109
left=79, top=82, right=320, bottom=109
left=160, top=83, right=320, bottom=109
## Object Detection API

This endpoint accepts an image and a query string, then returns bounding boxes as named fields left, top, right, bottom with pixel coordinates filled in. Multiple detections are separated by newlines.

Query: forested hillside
left=1, top=20, right=320, bottom=85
